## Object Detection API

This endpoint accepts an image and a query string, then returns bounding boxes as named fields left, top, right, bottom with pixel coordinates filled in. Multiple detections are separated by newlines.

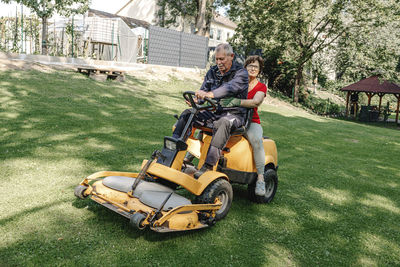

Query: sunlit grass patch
left=310, top=209, right=338, bottom=223
left=1, top=69, right=400, bottom=266
left=360, top=194, right=400, bottom=214
left=309, top=187, right=353, bottom=206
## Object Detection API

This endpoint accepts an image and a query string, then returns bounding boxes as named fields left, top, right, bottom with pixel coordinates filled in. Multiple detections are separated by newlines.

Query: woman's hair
left=244, top=55, right=264, bottom=75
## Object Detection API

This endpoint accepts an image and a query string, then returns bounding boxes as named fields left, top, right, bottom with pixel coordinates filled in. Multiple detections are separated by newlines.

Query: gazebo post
left=354, top=92, right=359, bottom=119
left=345, top=91, right=350, bottom=117
left=378, top=93, right=385, bottom=114
left=366, top=92, right=376, bottom=106
left=395, top=94, right=400, bottom=124
left=355, top=102, right=358, bottom=118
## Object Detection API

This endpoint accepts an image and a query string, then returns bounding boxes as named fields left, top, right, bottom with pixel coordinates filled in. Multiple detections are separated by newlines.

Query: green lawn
left=1, top=69, right=400, bottom=266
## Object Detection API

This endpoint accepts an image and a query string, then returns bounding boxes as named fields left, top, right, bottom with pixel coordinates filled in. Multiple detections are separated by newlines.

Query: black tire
left=195, top=178, right=233, bottom=221
left=130, top=213, right=147, bottom=230
left=74, top=185, right=89, bottom=199
left=248, top=168, right=278, bottom=204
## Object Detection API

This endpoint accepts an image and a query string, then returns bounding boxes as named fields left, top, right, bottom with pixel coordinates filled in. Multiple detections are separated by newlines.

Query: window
left=227, top=32, right=230, bottom=40
left=217, top=29, right=222, bottom=41
left=210, top=28, right=214, bottom=39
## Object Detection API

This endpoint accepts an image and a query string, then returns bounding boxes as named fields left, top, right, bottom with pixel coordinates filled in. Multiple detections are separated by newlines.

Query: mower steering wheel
left=183, top=91, right=217, bottom=112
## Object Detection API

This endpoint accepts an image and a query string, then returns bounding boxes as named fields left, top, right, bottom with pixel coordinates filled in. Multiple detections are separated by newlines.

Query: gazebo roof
left=340, top=76, right=400, bottom=94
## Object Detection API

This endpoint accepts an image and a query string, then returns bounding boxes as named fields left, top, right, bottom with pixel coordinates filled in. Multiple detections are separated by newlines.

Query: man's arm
left=195, top=69, right=214, bottom=101
left=211, top=68, right=249, bottom=99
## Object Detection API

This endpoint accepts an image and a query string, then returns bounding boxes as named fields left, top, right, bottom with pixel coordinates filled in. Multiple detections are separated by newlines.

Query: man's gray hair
left=215, top=43, right=234, bottom=55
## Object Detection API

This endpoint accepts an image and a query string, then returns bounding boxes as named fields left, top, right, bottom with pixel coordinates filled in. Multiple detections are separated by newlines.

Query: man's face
left=215, top=51, right=234, bottom=74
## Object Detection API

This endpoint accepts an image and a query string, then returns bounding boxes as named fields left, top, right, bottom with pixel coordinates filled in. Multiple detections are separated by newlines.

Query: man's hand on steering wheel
left=195, top=90, right=214, bottom=100
left=183, top=91, right=216, bottom=112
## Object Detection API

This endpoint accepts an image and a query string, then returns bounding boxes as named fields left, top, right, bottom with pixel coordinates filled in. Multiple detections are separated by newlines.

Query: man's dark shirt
left=199, top=62, right=249, bottom=116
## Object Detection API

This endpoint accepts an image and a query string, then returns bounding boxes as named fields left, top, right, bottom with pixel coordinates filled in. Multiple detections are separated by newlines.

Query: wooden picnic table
left=77, top=66, right=125, bottom=82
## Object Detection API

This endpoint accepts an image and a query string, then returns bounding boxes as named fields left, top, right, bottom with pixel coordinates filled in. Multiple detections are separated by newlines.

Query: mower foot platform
left=102, top=176, right=191, bottom=211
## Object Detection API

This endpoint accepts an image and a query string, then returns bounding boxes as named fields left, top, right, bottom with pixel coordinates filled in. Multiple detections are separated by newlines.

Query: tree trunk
left=195, top=0, right=212, bottom=37
left=13, top=11, right=18, bottom=51
left=41, top=16, right=48, bottom=55
left=293, top=64, right=304, bottom=103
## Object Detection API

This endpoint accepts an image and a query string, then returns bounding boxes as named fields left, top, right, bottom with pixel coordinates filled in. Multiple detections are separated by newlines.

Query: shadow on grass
left=1, top=70, right=400, bottom=265
left=0, top=70, right=184, bottom=172
left=335, top=116, right=400, bottom=131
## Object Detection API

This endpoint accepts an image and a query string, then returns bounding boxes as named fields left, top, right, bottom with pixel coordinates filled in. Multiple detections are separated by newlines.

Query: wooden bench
left=77, top=67, right=125, bottom=82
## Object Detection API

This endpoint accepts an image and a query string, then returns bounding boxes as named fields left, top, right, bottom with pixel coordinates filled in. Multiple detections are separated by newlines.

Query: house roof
left=212, top=14, right=237, bottom=29
left=88, top=8, right=150, bottom=29
left=340, top=76, right=400, bottom=94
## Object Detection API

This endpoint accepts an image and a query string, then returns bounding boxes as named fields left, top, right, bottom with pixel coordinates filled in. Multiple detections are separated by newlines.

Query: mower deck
left=77, top=171, right=222, bottom=232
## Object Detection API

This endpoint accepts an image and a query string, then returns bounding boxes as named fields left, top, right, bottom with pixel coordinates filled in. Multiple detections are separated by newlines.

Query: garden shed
left=340, top=76, right=400, bottom=123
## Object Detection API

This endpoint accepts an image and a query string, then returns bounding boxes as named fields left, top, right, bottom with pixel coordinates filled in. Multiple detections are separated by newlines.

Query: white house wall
left=209, top=23, right=235, bottom=47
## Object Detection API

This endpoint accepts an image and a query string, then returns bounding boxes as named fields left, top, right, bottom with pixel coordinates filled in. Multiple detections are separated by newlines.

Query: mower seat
left=230, top=125, right=247, bottom=136
left=231, top=109, right=253, bottom=136
left=102, top=176, right=191, bottom=211
left=196, top=109, right=254, bottom=136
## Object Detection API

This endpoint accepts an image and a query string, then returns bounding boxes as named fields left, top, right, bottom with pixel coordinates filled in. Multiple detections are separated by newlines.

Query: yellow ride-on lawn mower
left=74, top=91, right=278, bottom=232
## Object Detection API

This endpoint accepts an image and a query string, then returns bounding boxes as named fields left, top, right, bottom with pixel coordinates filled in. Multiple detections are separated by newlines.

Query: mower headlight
left=165, top=139, right=177, bottom=150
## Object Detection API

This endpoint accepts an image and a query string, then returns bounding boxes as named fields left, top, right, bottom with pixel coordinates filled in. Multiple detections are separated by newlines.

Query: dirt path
left=0, top=55, right=204, bottom=82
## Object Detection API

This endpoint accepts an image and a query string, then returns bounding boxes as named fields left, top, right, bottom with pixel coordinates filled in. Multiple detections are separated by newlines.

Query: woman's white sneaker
left=255, top=180, right=266, bottom=196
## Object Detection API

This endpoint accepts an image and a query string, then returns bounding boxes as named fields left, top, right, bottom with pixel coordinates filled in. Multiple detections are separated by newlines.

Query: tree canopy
left=157, top=0, right=224, bottom=36
left=224, top=0, right=400, bottom=101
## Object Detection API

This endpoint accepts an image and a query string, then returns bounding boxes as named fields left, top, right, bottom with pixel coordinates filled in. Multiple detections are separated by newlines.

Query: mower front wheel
left=248, top=168, right=278, bottom=203
left=74, top=185, right=89, bottom=199
left=130, top=213, right=147, bottom=230
left=195, top=178, right=233, bottom=221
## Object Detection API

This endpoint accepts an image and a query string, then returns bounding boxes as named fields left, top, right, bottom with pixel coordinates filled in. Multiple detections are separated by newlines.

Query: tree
left=225, top=0, right=400, bottom=102
left=157, top=0, right=197, bottom=29
left=335, top=13, right=400, bottom=83
left=157, top=0, right=223, bottom=37
left=1, top=0, right=89, bottom=55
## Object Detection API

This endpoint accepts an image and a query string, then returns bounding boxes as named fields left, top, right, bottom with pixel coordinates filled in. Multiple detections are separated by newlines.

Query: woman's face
left=246, top=60, right=260, bottom=79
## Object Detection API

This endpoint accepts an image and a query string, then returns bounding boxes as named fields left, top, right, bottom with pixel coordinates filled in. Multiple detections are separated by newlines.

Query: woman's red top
left=247, top=81, right=267, bottom=124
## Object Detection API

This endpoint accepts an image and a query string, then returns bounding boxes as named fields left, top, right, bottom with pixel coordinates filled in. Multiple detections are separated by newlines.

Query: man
left=172, top=43, right=249, bottom=178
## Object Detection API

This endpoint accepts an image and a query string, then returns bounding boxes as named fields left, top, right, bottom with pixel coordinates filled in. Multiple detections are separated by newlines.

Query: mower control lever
left=150, top=192, right=173, bottom=225
left=131, top=150, right=165, bottom=194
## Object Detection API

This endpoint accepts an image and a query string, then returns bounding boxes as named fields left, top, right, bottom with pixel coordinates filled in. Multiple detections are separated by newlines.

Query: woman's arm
left=240, top=91, right=266, bottom=108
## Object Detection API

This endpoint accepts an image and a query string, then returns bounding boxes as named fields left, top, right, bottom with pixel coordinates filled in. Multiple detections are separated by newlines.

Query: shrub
left=299, top=91, right=343, bottom=115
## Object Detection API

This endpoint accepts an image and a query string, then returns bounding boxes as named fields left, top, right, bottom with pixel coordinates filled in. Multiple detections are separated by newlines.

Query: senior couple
left=172, top=43, right=267, bottom=196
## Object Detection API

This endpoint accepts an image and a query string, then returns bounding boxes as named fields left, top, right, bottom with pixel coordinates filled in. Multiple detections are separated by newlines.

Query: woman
left=222, top=55, right=267, bottom=196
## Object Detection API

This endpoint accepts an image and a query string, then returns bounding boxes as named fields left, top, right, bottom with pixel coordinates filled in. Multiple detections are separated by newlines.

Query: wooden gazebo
left=340, top=76, right=400, bottom=123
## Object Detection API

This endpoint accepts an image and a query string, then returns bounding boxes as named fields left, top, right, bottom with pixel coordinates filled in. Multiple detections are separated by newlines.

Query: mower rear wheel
left=195, top=178, right=233, bottom=221
left=130, top=213, right=147, bottom=230
left=74, top=185, right=89, bottom=199
left=248, top=168, right=278, bottom=204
